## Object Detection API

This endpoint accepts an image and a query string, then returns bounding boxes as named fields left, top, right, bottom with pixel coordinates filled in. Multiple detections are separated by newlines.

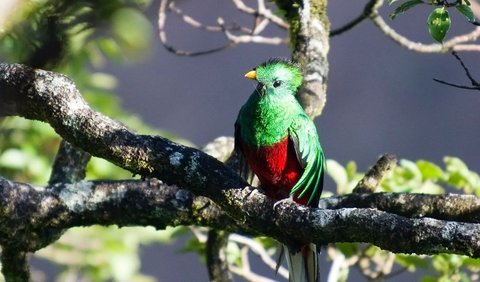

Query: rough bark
left=276, top=0, right=330, bottom=118
left=2, top=62, right=480, bottom=280
left=207, top=230, right=234, bottom=282
left=1, top=177, right=480, bottom=257
left=320, top=192, right=480, bottom=223
left=49, top=140, right=91, bottom=185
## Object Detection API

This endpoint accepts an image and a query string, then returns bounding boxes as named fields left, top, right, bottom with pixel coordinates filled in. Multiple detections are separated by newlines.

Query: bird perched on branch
left=235, top=59, right=325, bottom=282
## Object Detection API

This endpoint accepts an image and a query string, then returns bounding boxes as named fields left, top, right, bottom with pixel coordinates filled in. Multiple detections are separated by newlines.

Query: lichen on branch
left=3, top=62, right=480, bottom=281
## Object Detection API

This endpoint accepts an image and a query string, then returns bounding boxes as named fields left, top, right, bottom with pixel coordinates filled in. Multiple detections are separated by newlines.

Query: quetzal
left=235, top=59, right=325, bottom=282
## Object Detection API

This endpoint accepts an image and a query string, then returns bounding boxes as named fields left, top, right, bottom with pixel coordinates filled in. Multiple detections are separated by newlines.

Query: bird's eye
left=273, top=80, right=282, bottom=88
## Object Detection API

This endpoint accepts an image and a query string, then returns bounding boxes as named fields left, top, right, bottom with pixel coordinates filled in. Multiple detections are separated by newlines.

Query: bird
left=234, top=58, right=325, bottom=282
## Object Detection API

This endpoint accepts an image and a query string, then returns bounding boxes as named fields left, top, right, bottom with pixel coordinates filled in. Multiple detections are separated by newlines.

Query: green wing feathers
left=289, top=114, right=325, bottom=206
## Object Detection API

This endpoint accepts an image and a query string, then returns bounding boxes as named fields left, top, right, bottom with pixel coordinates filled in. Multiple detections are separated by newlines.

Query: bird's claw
left=273, top=197, right=296, bottom=210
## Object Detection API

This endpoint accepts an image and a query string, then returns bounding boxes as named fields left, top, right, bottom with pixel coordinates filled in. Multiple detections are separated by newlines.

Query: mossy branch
left=3, top=63, right=480, bottom=279
left=1, top=176, right=480, bottom=258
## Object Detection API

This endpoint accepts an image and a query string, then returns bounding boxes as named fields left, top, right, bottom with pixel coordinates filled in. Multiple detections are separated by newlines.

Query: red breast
left=241, top=136, right=309, bottom=205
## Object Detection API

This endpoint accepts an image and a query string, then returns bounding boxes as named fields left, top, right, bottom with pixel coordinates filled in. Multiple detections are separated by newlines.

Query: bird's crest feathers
left=253, top=58, right=303, bottom=94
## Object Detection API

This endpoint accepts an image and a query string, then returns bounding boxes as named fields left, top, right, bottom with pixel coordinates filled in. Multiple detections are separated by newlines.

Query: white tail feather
left=285, top=243, right=319, bottom=282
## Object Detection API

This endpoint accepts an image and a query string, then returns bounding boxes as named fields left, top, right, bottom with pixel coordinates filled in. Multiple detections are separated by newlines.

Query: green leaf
left=255, top=237, right=279, bottom=251
left=427, top=7, right=451, bottom=43
left=400, top=159, right=422, bottom=180
left=421, top=277, right=437, bottom=282
left=326, top=159, right=348, bottom=194
left=111, top=7, right=152, bottom=57
left=445, top=156, right=469, bottom=174
left=390, top=0, right=424, bottom=20
left=396, top=254, right=430, bottom=271
left=456, top=4, right=475, bottom=23
left=109, top=252, right=139, bottom=281
left=0, top=149, right=29, bottom=169
left=226, top=241, right=242, bottom=266
left=462, top=257, right=480, bottom=267
left=90, top=72, right=118, bottom=90
left=444, top=156, right=480, bottom=193
left=181, top=236, right=206, bottom=262
left=97, top=37, right=123, bottom=61
left=345, top=161, right=358, bottom=180
left=416, top=160, right=444, bottom=180
left=335, top=243, right=358, bottom=257
left=418, top=181, right=444, bottom=194
left=432, top=254, right=450, bottom=273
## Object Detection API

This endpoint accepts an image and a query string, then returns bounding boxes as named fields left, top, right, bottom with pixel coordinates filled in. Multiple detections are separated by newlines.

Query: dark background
left=47, top=0, right=480, bottom=281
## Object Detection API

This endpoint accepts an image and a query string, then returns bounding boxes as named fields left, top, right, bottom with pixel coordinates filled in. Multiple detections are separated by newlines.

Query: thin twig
left=453, top=44, right=480, bottom=52
left=222, top=28, right=287, bottom=44
left=372, top=13, right=480, bottom=53
left=433, top=51, right=480, bottom=90
left=232, top=0, right=289, bottom=29
left=229, top=234, right=289, bottom=279
left=382, top=265, right=409, bottom=280
left=216, top=15, right=287, bottom=45
left=353, top=154, right=397, bottom=193
left=327, top=247, right=347, bottom=282
left=158, top=0, right=235, bottom=56
left=169, top=2, right=251, bottom=34
left=168, top=2, right=221, bottom=32
left=451, top=51, right=480, bottom=87
left=330, top=0, right=382, bottom=37
left=157, top=0, right=287, bottom=57
left=230, top=258, right=279, bottom=282
left=189, top=227, right=208, bottom=243
left=374, top=252, right=396, bottom=279
left=433, top=79, right=480, bottom=90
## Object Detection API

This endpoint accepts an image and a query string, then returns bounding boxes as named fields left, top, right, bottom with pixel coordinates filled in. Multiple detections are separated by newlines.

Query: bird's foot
left=273, top=197, right=296, bottom=210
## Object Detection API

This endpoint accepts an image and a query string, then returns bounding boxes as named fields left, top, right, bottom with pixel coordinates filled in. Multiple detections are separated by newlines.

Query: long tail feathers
left=285, top=243, right=319, bottom=282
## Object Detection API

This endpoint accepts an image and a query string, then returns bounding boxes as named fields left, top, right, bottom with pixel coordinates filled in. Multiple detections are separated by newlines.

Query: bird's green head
left=245, top=58, right=303, bottom=96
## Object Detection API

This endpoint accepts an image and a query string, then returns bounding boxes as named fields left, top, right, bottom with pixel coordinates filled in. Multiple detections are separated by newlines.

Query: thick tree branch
left=2, top=140, right=92, bottom=281
left=2, top=63, right=480, bottom=262
left=206, top=230, right=233, bottom=282
left=49, top=140, right=91, bottom=185
left=320, top=193, right=480, bottom=223
left=0, top=177, right=241, bottom=252
left=290, top=0, right=330, bottom=118
left=0, top=62, right=251, bottom=218
left=1, top=175, right=480, bottom=258
left=1, top=249, right=29, bottom=282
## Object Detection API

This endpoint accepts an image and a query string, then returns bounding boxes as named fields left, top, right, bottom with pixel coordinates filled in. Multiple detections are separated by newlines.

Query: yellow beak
left=244, top=70, right=257, bottom=80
